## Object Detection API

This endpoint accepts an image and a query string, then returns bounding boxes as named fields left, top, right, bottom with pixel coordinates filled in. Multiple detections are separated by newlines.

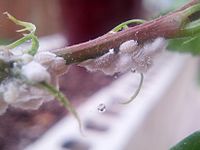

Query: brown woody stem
left=52, top=0, right=200, bottom=64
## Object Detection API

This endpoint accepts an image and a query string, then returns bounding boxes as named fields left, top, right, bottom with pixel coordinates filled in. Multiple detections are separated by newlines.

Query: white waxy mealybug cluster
left=21, top=61, right=51, bottom=83
left=80, top=37, right=167, bottom=75
left=1, top=79, right=54, bottom=111
left=0, top=47, right=68, bottom=115
left=34, top=51, right=68, bottom=76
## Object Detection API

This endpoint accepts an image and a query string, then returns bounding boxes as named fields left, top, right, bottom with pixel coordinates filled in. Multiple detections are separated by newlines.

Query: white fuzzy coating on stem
left=0, top=79, right=54, bottom=112
left=34, top=51, right=69, bottom=76
left=80, top=37, right=167, bottom=75
left=34, top=51, right=56, bottom=67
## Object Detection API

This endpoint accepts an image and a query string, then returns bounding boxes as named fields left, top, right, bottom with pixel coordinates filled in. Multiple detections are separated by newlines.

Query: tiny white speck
left=109, top=49, right=115, bottom=54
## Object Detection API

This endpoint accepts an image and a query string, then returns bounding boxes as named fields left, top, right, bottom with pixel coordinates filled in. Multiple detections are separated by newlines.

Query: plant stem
left=52, top=0, right=200, bottom=64
left=6, top=35, right=32, bottom=49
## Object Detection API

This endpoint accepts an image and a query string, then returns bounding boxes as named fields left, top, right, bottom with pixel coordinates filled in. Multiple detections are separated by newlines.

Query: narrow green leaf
left=4, top=12, right=39, bottom=55
left=39, top=82, right=82, bottom=134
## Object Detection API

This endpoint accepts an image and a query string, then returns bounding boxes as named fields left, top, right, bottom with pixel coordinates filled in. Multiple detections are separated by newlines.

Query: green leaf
left=167, top=35, right=200, bottom=55
left=170, top=131, right=200, bottom=150
left=4, top=12, right=36, bottom=34
left=39, top=82, right=82, bottom=134
left=4, top=12, right=39, bottom=55
left=167, top=4, right=200, bottom=56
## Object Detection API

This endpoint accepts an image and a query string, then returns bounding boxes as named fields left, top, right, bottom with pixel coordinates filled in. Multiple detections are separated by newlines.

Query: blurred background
left=1, top=0, right=200, bottom=150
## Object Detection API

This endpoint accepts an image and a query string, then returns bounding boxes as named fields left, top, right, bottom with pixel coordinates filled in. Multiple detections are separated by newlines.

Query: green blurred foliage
left=167, top=0, right=200, bottom=55
left=167, top=35, right=200, bottom=55
left=0, top=39, right=11, bottom=45
left=170, top=131, right=200, bottom=150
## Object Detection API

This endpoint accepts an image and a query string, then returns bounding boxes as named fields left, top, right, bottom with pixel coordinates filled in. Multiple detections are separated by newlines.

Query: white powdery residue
left=11, top=86, right=54, bottom=110
left=21, top=61, right=51, bottom=83
left=1, top=79, right=53, bottom=110
left=34, top=51, right=68, bottom=76
left=49, top=57, right=69, bottom=76
left=114, top=53, right=132, bottom=74
left=143, top=37, right=167, bottom=56
left=0, top=47, right=13, bottom=62
left=79, top=51, right=119, bottom=75
left=80, top=37, right=167, bottom=75
left=13, top=99, right=44, bottom=110
left=34, top=51, right=56, bottom=67
left=131, top=37, right=167, bottom=73
left=79, top=50, right=135, bottom=75
left=16, top=51, right=67, bottom=110
left=131, top=49, right=152, bottom=73
left=119, top=40, right=138, bottom=53
left=21, top=54, right=33, bottom=63
left=79, top=39, right=138, bottom=75
left=3, top=81, right=19, bottom=104
left=0, top=46, right=68, bottom=114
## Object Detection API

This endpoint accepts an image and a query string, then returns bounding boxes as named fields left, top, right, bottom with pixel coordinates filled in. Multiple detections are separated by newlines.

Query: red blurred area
left=59, top=0, right=142, bottom=45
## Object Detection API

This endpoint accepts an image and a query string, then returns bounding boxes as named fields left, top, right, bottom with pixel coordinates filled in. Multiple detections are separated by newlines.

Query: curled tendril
left=120, top=73, right=144, bottom=104
left=4, top=12, right=39, bottom=55
left=110, top=19, right=146, bottom=33
left=110, top=19, right=146, bottom=104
